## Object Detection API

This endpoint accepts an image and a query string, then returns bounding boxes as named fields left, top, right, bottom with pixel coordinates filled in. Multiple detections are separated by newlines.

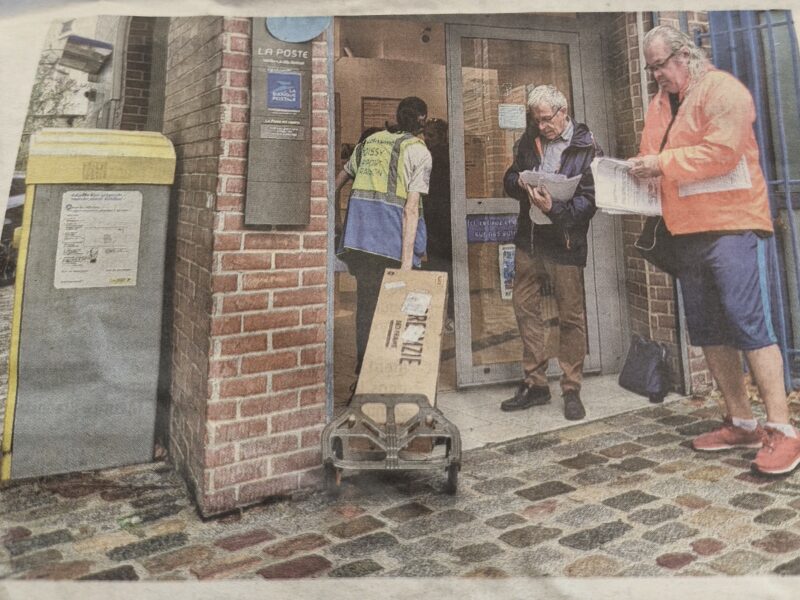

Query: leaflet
left=591, top=157, right=662, bottom=216
left=518, top=170, right=583, bottom=201
left=678, top=155, right=752, bottom=197
left=519, top=170, right=583, bottom=224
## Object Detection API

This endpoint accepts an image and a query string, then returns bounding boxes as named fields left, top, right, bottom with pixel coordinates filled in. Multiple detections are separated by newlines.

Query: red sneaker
left=752, top=428, right=800, bottom=475
left=691, top=416, right=764, bottom=452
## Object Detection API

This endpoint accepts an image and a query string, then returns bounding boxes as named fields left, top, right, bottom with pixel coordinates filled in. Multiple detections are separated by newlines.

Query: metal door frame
left=445, top=23, right=603, bottom=387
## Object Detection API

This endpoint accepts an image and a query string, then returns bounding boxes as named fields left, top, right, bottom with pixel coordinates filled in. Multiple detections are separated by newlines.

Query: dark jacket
left=503, top=120, right=602, bottom=267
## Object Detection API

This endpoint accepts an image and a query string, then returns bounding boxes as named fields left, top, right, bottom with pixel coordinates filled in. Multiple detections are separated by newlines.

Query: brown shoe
left=563, top=390, right=585, bottom=421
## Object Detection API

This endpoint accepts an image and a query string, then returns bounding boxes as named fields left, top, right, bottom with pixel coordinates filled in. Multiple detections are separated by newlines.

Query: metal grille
left=697, top=11, right=800, bottom=389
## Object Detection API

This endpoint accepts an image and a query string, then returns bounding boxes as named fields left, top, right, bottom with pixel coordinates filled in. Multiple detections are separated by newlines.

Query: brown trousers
left=513, top=249, right=587, bottom=392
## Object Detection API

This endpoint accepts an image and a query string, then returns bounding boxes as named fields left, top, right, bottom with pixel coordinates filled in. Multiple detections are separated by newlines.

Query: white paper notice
left=591, top=157, right=662, bottom=216
left=678, top=155, right=752, bottom=197
left=498, top=104, right=526, bottom=129
left=401, top=291, right=431, bottom=317
left=54, top=190, right=143, bottom=289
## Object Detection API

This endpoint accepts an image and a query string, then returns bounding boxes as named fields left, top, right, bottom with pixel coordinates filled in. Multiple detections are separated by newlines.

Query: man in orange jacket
left=629, top=25, right=800, bottom=475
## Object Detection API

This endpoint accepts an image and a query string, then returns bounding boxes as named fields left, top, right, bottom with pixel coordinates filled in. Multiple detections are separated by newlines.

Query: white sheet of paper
left=678, top=155, right=752, bottom=197
left=592, top=157, right=662, bottom=216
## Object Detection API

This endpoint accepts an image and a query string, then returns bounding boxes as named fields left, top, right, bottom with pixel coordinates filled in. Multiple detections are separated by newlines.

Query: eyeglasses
left=645, top=51, right=677, bottom=73
left=533, top=106, right=564, bottom=125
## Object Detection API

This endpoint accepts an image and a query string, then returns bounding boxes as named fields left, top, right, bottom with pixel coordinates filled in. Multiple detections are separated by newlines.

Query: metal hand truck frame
left=321, top=394, right=462, bottom=496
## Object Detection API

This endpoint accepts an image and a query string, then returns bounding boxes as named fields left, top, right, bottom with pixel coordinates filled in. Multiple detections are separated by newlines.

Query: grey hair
left=643, top=25, right=710, bottom=82
left=526, top=85, right=568, bottom=112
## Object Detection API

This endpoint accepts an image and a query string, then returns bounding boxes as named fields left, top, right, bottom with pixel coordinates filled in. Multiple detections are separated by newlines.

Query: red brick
left=299, top=387, right=325, bottom=407
left=224, top=18, right=251, bottom=34
left=225, top=177, right=245, bottom=193
left=220, top=253, right=271, bottom=271
left=216, top=195, right=243, bottom=212
left=301, top=428, right=322, bottom=448
left=240, top=392, right=298, bottom=417
left=238, top=474, right=298, bottom=505
left=242, top=271, right=299, bottom=291
left=241, top=351, right=298, bottom=374
left=311, top=145, right=328, bottom=162
left=239, top=434, right=299, bottom=460
left=214, top=233, right=242, bottom=251
left=301, top=269, right=326, bottom=286
left=302, top=235, right=327, bottom=250
left=209, top=359, right=239, bottom=378
left=271, top=449, right=322, bottom=476
left=219, top=376, right=267, bottom=398
left=226, top=141, right=248, bottom=158
left=312, top=94, right=328, bottom=110
left=205, top=445, right=236, bottom=468
left=272, top=327, right=324, bottom=349
left=212, top=274, right=238, bottom=293
left=309, top=199, right=327, bottom=216
left=301, top=307, right=327, bottom=325
left=221, top=293, right=269, bottom=313
left=243, top=311, right=300, bottom=332
left=273, top=288, right=326, bottom=308
left=211, top=316, right=241, bottom=336
left=215, top=418, right=269, bottom=443
left=221, top=123, right=248, bottom=140
left=219, top=334, right=268, bottom=356
left=228, top=36, right=250, bottom=53
left=271, top=407, right=325, bottom=433
left=219, top=156, right=247, bottom=176
left=207, top=400, right=237, bottom=420
left=244, top=233, right=301, bottom=250
left=310, top=181, right=327, bottom=197
left=229, top=73, right=250, bottom=89
left=222, top=54, right=250, bottom=71
left=274, top=252, right=325, bottom=269
left=213, top=459, right=270, bottom=488
left=300, top=346, right=325, bottom=366
left=273, top=367, right=325, bottom=392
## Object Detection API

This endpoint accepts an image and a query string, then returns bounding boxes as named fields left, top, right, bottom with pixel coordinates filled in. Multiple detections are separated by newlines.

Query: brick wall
left=120, top=17, right=155, bottom=131
left=162, top=16, right=224, bottom=511
left=163, top=16, right=330, bottom=516
left=604, top=13, right=716, bottom=395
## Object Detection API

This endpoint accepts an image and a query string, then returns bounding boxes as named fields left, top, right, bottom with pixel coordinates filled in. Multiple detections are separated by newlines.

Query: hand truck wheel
left=325, top=438, right=344, bottom=497
left=445, top=463, right=458, bottom=495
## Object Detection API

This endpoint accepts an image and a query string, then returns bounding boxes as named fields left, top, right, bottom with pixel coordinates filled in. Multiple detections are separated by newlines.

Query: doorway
left=332, top=14, right=628, bottom=406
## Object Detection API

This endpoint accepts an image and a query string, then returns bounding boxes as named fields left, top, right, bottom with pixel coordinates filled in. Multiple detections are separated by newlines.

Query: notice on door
left=54, top=190, right=143, bottom=289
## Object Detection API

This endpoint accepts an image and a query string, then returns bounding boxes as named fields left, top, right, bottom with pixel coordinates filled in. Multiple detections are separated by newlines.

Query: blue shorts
left=677, top=231, right=777, bottom=350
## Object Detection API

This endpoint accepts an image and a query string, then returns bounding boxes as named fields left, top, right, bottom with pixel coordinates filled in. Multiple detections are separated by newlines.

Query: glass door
left=446, top=24, right=602, bottom=387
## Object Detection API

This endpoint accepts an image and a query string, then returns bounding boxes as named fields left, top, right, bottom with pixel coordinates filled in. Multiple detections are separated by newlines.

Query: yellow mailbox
left=2, top=128, right=175, bottom=480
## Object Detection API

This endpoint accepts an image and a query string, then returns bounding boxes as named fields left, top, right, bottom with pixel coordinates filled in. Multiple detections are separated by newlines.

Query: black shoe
left=501, top=384, right=550, bottom=412
left=563, top=390, right=586, bottom=421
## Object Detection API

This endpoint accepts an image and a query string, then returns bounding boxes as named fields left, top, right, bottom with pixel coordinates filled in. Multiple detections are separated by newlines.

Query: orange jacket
left=639, top=68, right=772, bottom=235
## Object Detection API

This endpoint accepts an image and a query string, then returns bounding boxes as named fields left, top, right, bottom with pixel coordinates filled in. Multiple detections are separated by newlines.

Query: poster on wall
left=499, top=243, right=515, bottom=300
left=53, top=190, right=143, bottom=289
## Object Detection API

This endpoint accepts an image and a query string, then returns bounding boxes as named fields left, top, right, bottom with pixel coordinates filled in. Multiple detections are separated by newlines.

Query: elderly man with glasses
left=629, top=25, right=800, bottom=475
left=501, top=84, right=602, bottom=420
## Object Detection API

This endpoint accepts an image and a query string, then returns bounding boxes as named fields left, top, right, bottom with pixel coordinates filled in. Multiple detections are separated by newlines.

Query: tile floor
left=437, top=375, right=671, bottom=450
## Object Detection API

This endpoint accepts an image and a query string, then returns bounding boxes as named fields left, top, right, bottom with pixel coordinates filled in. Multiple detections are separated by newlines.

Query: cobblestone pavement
left=2, top=396, right=800, bottom=581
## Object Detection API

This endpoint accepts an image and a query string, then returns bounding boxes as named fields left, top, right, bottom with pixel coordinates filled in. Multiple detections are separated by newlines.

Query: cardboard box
left=355, top=269, right=448, bottom=426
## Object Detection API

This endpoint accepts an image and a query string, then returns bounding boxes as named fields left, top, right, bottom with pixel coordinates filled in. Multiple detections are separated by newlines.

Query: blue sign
left=466, top=214, right=518, bottom=243
left=266, top=17, right=332, bottom=43
left=267, top=71, right=302, bottom=111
